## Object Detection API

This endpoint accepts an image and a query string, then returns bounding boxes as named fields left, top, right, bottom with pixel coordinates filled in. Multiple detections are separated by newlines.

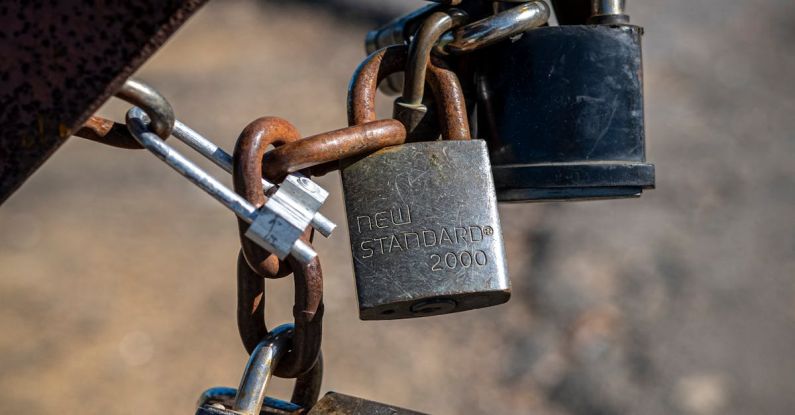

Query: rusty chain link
left=261, top=120, right=405, bottom=182
left=232, top=116, right=324, bottom=378
left=233, top=117, right=307, bottom=279
left=236, top=250, right=324, bottom=379
left=69, top=6, right=475, bottom=406
left=348, top=44, right=470, bottom=140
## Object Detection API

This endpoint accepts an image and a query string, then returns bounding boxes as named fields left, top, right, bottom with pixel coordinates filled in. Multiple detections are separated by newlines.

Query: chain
left=68, top=1, right=550, bottom=412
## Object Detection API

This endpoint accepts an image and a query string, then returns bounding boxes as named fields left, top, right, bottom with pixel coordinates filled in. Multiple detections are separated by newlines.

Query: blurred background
left=1, top=1, right=794, bottom=414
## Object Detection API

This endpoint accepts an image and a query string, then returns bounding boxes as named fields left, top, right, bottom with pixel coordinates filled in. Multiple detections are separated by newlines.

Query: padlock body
left=341, top=140, right=510, bottom=320
left=307, top=392, right=427, bottom=415
left=480, top=24, right=655, bottom=202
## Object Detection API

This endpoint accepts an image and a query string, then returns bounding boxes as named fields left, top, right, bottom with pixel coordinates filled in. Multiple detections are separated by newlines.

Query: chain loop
left=261, top=120, right=406, bottom=182
left=401, top=9, right=467, bottom=108
left=233, top=117, right=305, bottom=279
left=236, top=250, right=323, bottom=379
left=348, top=45, right=469, bottom=140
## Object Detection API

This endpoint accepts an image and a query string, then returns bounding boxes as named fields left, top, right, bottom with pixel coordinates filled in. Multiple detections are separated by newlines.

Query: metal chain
left=68, top=7, right=476, bottom=410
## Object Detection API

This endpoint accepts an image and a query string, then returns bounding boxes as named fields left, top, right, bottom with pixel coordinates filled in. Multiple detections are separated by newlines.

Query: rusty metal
left=395, top=9, right=468, bottom=141
left=85, top=109, right=406, bottom=202
left=227, top=51, right=483, bottom=184
left=158, top=120, right=336, bottom=238
left=291, top=352, right=323, bottom=408
left=278, top=252, right=323, bottom=379
left=340, top=38, right=514, bottom=321
left=348, top=45, right=469, bottom=140
left=233, top=117, right=304, bottom=279
left=0, top=0, right=207, bottom=204
left=237, top=251, right=324, bottom=379
left=261, top=120, right=406, bottom=182
left=425, top=59, right=470, bottom=141
left=75, top=116, right=138, bottom=149
left=127, top=107, right=321, bottom=265
left=347, top=45, right=408, bottom=126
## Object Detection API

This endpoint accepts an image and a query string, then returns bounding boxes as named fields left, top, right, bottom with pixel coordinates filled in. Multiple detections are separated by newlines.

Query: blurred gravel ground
left=1, top=1, right=793, bottom=414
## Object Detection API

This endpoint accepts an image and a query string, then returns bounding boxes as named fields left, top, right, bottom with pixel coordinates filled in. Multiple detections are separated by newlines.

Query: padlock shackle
left=348, top=45, right=470, bottom=140
left=232, top=325, right=323, bottom=415
left=75, top=115, right=144, bottom=149
left=401, top=10, right=467, bottom=107
left=425, top=57, right=470, bottom=141
left=233, top=118, right=323, bottom=378
left=233, top=326, right=290, bottom=415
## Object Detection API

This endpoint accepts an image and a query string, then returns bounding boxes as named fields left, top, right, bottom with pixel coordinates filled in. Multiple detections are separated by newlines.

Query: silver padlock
left=195, top=324, right=322, bottom=415
left=341, top=46, right=510, bottom=320
left=127, top=107, right=336, bottom=264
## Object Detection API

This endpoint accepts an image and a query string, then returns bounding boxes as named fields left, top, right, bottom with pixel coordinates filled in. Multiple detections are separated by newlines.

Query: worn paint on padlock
left=307, top=392, right=428, bottom=415
left=480, top=24, right=655, bottom=202
left=341, top=140, right=510, bottom=320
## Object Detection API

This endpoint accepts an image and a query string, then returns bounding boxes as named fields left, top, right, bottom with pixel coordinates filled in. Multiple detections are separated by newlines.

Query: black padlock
left=478, top=16, right=655, bottom=202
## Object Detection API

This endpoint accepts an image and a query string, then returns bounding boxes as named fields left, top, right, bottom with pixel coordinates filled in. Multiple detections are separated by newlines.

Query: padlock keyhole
left=409, top=299, right=457, bottom=316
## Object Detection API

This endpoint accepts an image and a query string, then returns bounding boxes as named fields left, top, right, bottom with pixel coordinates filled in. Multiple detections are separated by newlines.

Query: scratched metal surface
left=0, top=0, right=206, bottom=204
left=340, top=140, right=509, bottom=320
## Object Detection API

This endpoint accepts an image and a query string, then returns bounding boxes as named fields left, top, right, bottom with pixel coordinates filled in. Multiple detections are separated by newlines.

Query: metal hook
left=126, top=107, right=317, bottom=264
left=115, top=78, right=175, bottom=139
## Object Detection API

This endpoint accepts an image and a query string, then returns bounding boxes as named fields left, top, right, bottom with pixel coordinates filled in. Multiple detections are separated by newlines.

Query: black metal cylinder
left=479, top=24, right=654, bottom=202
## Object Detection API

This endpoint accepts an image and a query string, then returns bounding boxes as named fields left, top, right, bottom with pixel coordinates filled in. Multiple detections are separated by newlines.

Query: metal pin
left=126, top=107, right=318, bottom=264
left=171, top=121, right=335, bottom=237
